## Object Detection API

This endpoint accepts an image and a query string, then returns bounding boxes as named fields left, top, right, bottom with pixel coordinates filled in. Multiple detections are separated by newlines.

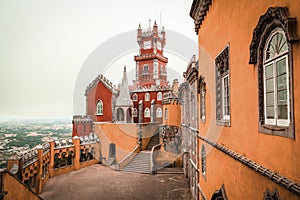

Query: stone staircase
left=145, top=133, right=160, bottom=150
left=122, top=151, right=151, bottom=174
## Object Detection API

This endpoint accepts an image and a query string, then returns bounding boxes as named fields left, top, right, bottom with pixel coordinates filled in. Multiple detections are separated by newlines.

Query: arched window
left=249, top=7, right=298, bottom=138
left=133, top=108, right=138, bottom=117
left=145, top=93, right=150, bottom=101
left=132, top=93, right=138, bottom=101
left=96, top=100, right=103, bottom=115
left=156, top=107, right=162, bottom=118
left=144, top=108, right=150, bottom=117
left=164, top=108, right=168, bottom=120
left=157, top=92, right=162, bottom=100
left=263, top=29, right=289, bottom=126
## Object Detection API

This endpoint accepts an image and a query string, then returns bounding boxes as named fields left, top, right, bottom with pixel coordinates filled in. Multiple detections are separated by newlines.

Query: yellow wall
left=197, top=0, right=300, bottom=198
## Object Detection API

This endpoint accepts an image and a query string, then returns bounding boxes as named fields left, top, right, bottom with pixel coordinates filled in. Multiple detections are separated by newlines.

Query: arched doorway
left=117, top=108, right=124, bottom=121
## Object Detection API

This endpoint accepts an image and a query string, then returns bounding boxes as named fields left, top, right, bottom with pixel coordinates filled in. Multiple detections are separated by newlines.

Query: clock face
left=143, top=41, right=151, bottom=49
left=157, top=42, right=162, bottom=50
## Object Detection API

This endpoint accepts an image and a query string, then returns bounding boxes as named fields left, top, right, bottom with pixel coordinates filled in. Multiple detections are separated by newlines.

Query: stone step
left=121, top=151, right=151, bottom=174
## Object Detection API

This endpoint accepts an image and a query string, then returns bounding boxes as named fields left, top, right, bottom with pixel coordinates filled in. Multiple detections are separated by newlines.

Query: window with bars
left=215, top=46, right=230, bottom=126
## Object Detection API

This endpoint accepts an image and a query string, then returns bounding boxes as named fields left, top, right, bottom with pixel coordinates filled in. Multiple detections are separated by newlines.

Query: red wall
left=86, top=81, right=113, bottom=122
left=131, top=90, right=166, bottom=123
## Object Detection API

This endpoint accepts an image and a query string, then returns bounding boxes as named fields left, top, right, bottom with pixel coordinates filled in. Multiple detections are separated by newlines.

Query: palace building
left=188, top=0, right=300, bottom=199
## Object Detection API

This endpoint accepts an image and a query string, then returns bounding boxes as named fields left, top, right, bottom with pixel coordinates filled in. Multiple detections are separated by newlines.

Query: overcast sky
left=0, top=0, right=197, bottom=119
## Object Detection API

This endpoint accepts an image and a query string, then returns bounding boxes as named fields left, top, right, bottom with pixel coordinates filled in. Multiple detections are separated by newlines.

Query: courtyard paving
left=39, top=164, right=192, bottom=200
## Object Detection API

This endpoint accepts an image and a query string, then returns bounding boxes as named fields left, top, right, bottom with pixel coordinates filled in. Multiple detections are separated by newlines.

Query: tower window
left=145, top=93, right=150, bottom=101
left=96, top=100, right=103, bottom=115
left=156, top=107, right=162, bottom=118
left=143, top=64, right=149, bottom=73
left=132, top=93, right=138, bottom=101
left=157, top=92, right=162, bottom=100
left=144, top=108, right=150, bottom=118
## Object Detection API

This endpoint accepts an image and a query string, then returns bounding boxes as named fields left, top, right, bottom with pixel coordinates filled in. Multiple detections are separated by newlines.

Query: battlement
left=85, top=74, right=118, bottom=96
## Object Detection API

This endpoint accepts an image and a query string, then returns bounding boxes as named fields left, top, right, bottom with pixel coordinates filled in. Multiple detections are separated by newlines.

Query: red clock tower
left=134, top=21, right=168, bottom=88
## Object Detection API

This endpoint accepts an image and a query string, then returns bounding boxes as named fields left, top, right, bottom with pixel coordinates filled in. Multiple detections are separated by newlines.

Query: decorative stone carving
left=249, top=7, right=298, bottom=64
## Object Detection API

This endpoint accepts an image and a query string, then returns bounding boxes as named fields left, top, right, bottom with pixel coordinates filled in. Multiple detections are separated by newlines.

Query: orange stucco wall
left=3, top=172, right=41, bottom=200
left=94, top=123, right=138, bottom=163
left=163, top=103, right=181, bottom=127
left=197, top=0, right=300, bottom=199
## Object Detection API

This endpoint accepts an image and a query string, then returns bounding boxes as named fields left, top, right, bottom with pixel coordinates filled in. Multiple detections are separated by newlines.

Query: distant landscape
left=0, top=118, right=72, bottom=169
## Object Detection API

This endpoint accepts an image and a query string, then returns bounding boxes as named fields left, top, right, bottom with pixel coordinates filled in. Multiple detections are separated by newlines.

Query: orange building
left=190, top=0, right=300, bottom=199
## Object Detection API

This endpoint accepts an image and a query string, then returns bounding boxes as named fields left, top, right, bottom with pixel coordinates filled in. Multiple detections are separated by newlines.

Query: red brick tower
left=134, top=21, right=168, bottom=88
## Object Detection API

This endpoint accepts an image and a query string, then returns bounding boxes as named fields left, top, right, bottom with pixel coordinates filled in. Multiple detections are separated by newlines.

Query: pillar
left=49, top=141, right=55, bottom=178
left=35, top=144, right=43, bottom=194
left=72, top=136, right=81, bottom=171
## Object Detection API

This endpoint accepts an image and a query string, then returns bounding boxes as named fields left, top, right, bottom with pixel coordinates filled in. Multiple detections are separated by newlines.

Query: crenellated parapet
left=6, top=135, right=100, bottom=195
left=85, top=74, right=118, bottom=96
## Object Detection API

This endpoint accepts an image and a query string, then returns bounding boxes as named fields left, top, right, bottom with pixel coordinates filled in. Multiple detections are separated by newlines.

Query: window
left=249, top=7, right=297, bottom=138
left=132, top=93, right=138, bottom=101
left=215, top=46, right=230, bottom=126
left=164, top=108, right=168, bottom=120
left=143, top=64, right=149, bottom=73
left=96, top=100, right=103, bottom=115
left=157, top=92, right=162, bottom=100
left=154, top=60, right=158, bottom=79
left=199, top=76, right=206, bottom=122
left=263, top=30, right=289, bottom=126
left=201, top=144, right=206, bottom=178
left=156, top=107, right=162, bottom=118
left=144, top=108, right=150, bottom=117
left=145, top=93, right=150, bottom=101
left=133, top=108, right=138, bottom=117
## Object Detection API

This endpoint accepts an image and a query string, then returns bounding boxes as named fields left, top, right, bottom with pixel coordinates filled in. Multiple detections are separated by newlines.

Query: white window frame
left=96, top=100, right=103, bottom=115
left=222, top=74, right=230, bottom=121
left=143, top=64, right=149, bottom=73
left=156, top=107, right=162, bottom=118
left=157, top=92, right=162, bottom=100
left=132, top=93, right=138, bottom=101
left=145, top=93, right=150, bottom=101
left=263, top=55, right=290, bottom=127
left=144, top=108, right=150, bottom=118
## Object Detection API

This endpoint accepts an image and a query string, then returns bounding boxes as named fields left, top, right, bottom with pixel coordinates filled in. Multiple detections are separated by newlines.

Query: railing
left=150, top=143, right=161, bottom=174
left=118, top=145, right=140, bottom=170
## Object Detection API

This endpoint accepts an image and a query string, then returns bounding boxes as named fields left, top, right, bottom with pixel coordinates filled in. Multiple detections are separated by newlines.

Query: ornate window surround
left=215, top=45, right=230, bottom=126
left=199, top=75, right=206, bottom=123
left=249, top=7, right=298, bottom=138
